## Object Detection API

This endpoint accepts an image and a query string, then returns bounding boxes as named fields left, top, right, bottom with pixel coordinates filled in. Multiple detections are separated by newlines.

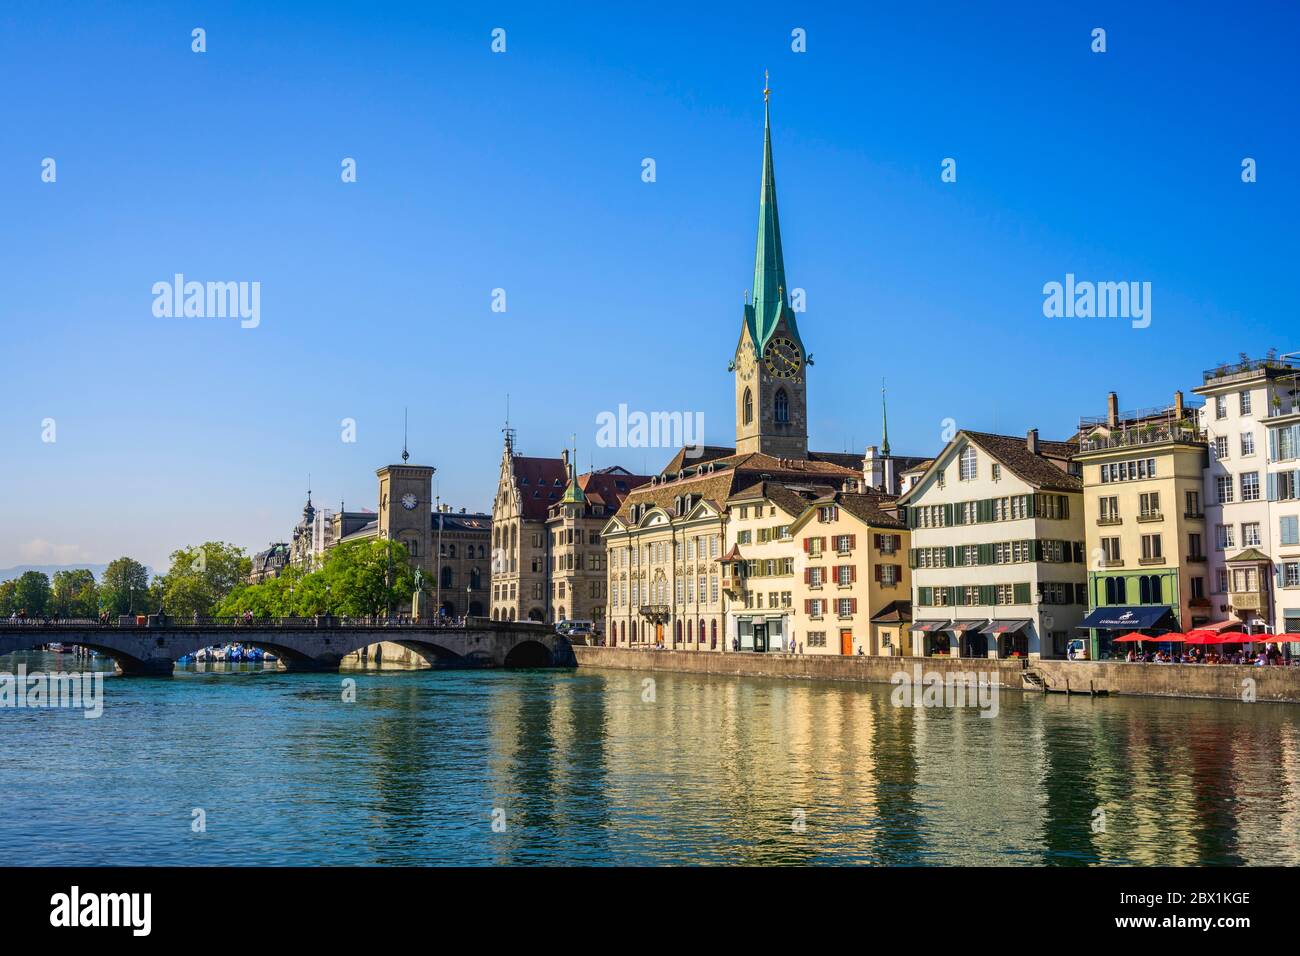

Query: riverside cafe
left=1079, top=606, right=1293, bottom=660
left=1079, top=605, right=1180, bottom=660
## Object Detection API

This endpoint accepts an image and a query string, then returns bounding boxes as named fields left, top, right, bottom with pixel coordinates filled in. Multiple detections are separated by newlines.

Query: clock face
left=763, top=337, right=803, bottom=379
left=400, top=492, right=418, bottom=511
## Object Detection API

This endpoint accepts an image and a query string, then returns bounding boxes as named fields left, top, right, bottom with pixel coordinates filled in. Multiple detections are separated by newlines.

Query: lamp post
left=466, top=583, right=472, bottom=623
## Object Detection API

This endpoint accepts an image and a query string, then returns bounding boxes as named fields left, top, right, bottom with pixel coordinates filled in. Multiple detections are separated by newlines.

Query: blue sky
left=1, top=1, right=1297, bottom=572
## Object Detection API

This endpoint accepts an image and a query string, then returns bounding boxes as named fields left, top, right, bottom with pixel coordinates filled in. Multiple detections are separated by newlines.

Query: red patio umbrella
left=1113, top=632, right=1151, bottom=642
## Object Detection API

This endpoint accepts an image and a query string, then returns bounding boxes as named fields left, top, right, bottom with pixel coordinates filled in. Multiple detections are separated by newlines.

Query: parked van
left=1067, top=638, right=1089, bottom=661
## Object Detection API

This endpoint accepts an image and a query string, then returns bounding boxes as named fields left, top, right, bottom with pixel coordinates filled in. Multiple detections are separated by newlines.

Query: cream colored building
left=787, top=491, right=911, bottom=656
left=1074, top=391, right=1209, bottom=657
left=721, top=479, right=837, bottom=652
left=898, top=430, right=1086, bottom=659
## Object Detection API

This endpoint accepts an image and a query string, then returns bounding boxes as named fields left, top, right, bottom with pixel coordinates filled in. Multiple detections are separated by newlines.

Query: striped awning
left=981, top=619, right=1031, bottom=635
left=909, top=620, right=951, bottom=633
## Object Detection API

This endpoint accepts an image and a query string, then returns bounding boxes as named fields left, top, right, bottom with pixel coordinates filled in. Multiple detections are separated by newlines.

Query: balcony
left=1138, top=556, right=1164, bottom=566
left=1097, top=516, right=1123, bottom=526
left=1230, top=592, right=1265, bottom=611
left=1137, top=512, right=1163, bottom=523
left=1078, top=423, right=1204, bottom=453
left=1202, top=355, right=1300, bottom=387
left=1102, top=558, right=1125, bottom=568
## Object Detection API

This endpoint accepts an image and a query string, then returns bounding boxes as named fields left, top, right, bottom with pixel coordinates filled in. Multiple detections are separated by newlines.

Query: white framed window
left=1216, top=524, right=1236, bottom=550
left=1215, top=395, right=1228, bottom=420
left=1242, top=522, right=1261, bottom=547
left=1241, top=472, right=1261, bottom=501
left=1216, top=475, right=1235, bottom=504
left=1214, top=436, right=1229, bottom=460
left=959, top=446, right=978, bottom=481
left=1241, top=432, right=1256, bottom=456
left=1240, top=390, right=1253, bottom=416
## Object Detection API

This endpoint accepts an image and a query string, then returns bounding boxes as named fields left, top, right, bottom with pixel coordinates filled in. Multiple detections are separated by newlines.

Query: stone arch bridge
left=0, top=618, right=575, bottom=676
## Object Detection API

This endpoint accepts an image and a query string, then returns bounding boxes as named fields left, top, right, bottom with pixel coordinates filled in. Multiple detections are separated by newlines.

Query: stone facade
left=490, top=433, right=647, bottom=624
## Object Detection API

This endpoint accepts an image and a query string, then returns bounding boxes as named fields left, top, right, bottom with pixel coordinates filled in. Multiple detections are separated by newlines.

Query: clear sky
left=2, top=1, right=1297, bottom=573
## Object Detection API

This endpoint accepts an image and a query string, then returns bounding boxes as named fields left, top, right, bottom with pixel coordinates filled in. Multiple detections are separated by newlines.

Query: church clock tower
left=732, top=75, right=809, bottom=459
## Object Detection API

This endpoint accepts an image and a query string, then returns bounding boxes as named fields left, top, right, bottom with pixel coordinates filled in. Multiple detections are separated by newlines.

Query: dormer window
left=959, top=446, right=978, bottom=481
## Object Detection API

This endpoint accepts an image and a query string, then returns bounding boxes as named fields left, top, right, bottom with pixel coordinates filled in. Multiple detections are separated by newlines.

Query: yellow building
left=1074, top=391, right=1210, bottom=658
left=787, top=491, right=911, bottom=656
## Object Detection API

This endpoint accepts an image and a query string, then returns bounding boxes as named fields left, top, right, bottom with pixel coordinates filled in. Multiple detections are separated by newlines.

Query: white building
left=898, top=430, right=1086, bottom=660
left=1194, top=355, right=1299, bottom=635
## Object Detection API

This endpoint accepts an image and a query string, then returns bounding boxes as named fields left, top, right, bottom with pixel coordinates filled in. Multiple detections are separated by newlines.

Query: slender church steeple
left=749, top=70, right=789, bottom=353
left=732, top=72, right=809, bottom=460
left=881, top=381, right=891, bottom=457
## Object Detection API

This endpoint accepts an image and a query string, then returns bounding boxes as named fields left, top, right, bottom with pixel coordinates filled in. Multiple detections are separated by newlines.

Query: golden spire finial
left=763, top=69, right=770, bottom=102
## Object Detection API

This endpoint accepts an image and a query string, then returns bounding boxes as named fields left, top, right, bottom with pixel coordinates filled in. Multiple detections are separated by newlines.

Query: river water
left=2, top=651, right=1298, bottom=865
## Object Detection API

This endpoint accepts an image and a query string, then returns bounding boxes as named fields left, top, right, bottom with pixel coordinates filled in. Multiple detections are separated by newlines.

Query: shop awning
left=1079, top=605, right=1176, bottom=630
left=1199, top=619, right=1244, bottom=633
left=947, top=619, right=987, bottom=633
left=981, top=619, right=1031, bottom=635
left=909, top=620, right=951, bottom=633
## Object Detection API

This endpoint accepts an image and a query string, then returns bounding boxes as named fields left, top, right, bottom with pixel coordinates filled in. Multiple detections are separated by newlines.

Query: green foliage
left=51, top=569, right=99, bottom=618
left=12, top=571, right=53, bottom=616
left=0, top=579, right=19, bottom=617
left=99, top=557, right=152, bottom=616
left=213, top=539, right=415, bottom=619
left=157, top=542, right=251, bottom=618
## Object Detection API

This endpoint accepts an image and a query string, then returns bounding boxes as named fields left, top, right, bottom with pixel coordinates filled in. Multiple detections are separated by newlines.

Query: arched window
left=1149, top=575, right=1162, bottom=604
left=441, top=566, right=453, bottom=588
left=449, top=544, right=457, bottom=558
left=631, top=621, right=638, bottom=642
left=1139, top=576, right=1151, bottom=603
left=774, top=388, right=789, bottom=424
left=711, top=619, right=718, bottom=648
left=687, top=619, right=693, bottom=642
left=470, top=567, right=481, bottom=589
left=743, top=388, right=753, bottom=426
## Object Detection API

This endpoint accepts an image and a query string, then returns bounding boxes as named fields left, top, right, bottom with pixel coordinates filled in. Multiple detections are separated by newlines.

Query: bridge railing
left=0, top=614, right=513, bottom=630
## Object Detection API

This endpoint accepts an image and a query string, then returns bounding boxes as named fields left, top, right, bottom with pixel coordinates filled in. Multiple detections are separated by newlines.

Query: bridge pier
left=115, top=657, right=180, bottom=677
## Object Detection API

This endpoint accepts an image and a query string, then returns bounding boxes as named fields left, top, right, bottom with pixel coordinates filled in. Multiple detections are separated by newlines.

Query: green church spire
left=881, top=381, right=891, bottom=457
left=745, top=72, right=801, bottom=356
left=750, top=72, right=787, bottom=351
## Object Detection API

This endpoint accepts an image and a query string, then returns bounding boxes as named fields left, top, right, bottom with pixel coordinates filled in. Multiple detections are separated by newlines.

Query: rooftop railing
left=1077, top=422, right=1205, bottom=453
left=1202, top=355, right=1300, bottom=386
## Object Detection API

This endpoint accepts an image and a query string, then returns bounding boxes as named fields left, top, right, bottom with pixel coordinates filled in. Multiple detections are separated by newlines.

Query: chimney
left=1027, top=428, right=1040, bottom=455
left=1174, top=390, right=1185, bottom=420
left=1107, top=392, right=1119, bottom=428
left=561, top=449, right=570, bottom=471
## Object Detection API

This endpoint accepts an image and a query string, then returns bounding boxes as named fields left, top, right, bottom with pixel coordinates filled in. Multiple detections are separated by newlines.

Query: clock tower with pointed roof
left=733, top=75, right=808, bottom=459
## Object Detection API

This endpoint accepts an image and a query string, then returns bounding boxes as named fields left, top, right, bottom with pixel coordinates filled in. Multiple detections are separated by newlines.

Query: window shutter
left=804, top=599, right=812, bottom=614
left=1014, top=582, right=1030, bottom=605
left=849, top=534, right=857, bottom=549
left=873, top=564, right=880, bottom=582
left=850, top=598, right=858, bottom=614
left=804, top=568, right=811, bottom=584
left=803, top=537, right=810, bottom=553
left=918, top=587, right=932, bottom=606
left=945, top=546, right=955, bottom=567
left=944, top=503, right=954, bottom=526
left=909, top=548, right=918, bottom=569
left=821, top=537, right=827, bottom=551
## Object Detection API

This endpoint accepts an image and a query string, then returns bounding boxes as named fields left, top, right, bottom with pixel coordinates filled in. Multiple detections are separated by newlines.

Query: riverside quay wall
left=1033, top=659, right=1300, bottom=704
left=572, top=648, right=1300, bottom=704
left=571, top=646, right=1026, bottom=687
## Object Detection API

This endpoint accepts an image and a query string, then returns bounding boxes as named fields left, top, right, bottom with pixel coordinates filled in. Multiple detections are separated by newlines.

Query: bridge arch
left=503, top=639, right=553, bottom=668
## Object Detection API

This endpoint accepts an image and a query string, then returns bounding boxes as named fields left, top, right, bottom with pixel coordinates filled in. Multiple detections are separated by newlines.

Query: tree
left=51, top=569, right=99, bottom=618
left=99, top=557, right=152, bottom=616
left=13, top=571, right=52, bottom=616
left=158, top=542, right=251, bottom=618
left=320, top=539, right=414, bottom=617
left=0, top=579, right=18, bottom=617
